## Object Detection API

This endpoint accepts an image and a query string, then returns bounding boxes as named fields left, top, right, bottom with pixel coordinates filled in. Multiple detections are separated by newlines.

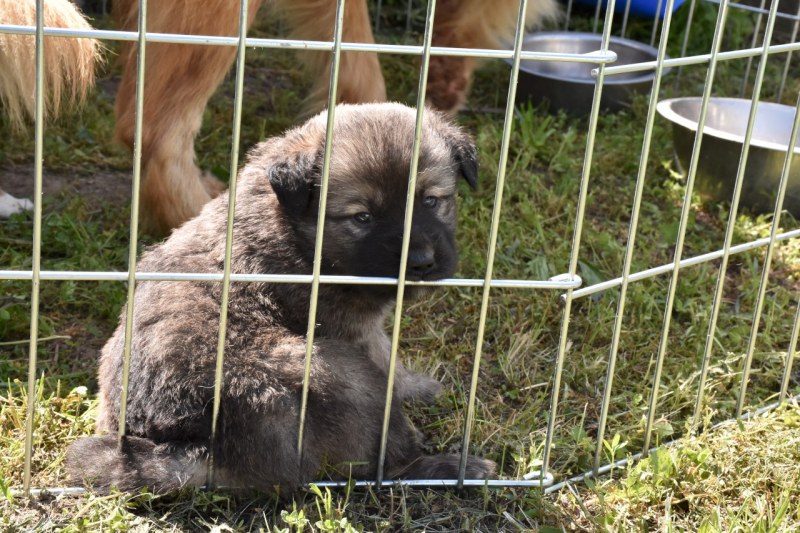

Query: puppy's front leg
left=367, top=332, right=444, bottom=405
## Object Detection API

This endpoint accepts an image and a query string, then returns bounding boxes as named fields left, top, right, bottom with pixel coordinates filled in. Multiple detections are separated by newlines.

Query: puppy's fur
left=66, top=103, right=494, bottom=493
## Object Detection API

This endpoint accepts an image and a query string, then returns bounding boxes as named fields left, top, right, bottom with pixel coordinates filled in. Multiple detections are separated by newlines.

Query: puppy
left=66, top=103, right=495, bottom=493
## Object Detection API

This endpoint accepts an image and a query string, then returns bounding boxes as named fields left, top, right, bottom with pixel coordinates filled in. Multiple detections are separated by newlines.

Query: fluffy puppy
left=66, top=103, right=495, bottom=493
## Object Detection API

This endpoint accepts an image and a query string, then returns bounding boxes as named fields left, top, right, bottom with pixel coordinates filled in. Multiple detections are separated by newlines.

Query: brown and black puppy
left=66, top=103, right=495, bottom=493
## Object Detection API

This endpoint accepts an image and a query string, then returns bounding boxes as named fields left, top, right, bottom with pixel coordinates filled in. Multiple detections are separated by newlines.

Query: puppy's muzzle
left=406, top=246, right=436, bottom=280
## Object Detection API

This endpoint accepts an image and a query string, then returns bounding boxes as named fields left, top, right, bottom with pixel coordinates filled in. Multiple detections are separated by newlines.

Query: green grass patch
left=2, top=4, right=800, bottom=530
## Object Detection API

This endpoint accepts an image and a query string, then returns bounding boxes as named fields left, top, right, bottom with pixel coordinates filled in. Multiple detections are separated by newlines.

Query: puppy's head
left=264, top=103, right=476, bottom=295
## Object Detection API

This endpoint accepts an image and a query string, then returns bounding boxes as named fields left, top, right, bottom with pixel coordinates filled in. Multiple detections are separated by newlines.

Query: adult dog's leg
left=113, top=0, right=264, bottom=235
left=426, top=0, right=559, bottom=113
left=275, top=0, right=386, bottom=113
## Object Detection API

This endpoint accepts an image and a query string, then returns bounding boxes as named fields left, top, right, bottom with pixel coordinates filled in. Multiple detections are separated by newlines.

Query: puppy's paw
left=462, top=456, right=496, bottom=479
left=395, top=454, right=496, bottom=480
left=0, top=191, right=33, bottom=218
left=401, top=373, right=444, bottom=405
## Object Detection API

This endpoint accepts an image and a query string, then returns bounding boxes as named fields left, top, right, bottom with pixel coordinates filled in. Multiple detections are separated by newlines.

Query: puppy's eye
left=422, top=196, right=438, bottom=208
left=353, top=212, right=372, bottom=224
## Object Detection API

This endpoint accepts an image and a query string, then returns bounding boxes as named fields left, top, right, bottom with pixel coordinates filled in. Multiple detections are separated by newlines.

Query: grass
left=2, top=1, right=800, bottom=530
left=551, top=400, right=800, bottom=531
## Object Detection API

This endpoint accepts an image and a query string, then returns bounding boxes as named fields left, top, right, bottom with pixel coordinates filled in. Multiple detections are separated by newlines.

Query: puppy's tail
left=66, top=435, right=208, bottom=493
left=0, top=0, right=101, bottom=131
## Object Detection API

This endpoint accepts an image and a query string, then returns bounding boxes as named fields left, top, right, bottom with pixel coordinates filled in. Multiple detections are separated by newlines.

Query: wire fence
left=1, top=0, right=799, bottom=497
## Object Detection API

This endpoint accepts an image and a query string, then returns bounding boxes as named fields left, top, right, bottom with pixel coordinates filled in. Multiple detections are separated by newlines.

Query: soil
left=0, top=164, right=132, bottom=207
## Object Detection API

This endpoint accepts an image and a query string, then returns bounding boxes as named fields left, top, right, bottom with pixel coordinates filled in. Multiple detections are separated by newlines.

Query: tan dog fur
left=1, top=0, right=558, bottom=232
left=0, top=0, right=100, bottom=217
left=112, top=0, right=558, bottom=235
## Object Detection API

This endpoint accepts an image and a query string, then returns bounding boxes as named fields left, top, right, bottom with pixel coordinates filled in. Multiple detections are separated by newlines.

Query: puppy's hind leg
left=66, top=435, right=208, bottom=493
left=113, top=0, right=264, bottom=235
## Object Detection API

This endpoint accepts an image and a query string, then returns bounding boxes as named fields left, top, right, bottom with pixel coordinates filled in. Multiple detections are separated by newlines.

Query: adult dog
left=114, top=0, right=558, bottom=234
left=1, top=0, right=558, bottom=232
left=0, top=0, right=99, bottom=217
left=66, top=103, right=495, bottom=492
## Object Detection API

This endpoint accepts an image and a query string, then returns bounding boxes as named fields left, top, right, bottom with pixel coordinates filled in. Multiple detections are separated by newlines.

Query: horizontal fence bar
left=712, top=0, right=800, bottom=22
left=564, top=228, right=800, bottom=301
left=0, top=270, right=582, bottom=289
left=312, top=477, right=555, bottom=488
left=0, top=25, right=618, bottom=63
left=597, top=42, right=800, bottom=77
left=5, top=229, right=794, bottom=293
left=17, top=475, right=554, bottom=498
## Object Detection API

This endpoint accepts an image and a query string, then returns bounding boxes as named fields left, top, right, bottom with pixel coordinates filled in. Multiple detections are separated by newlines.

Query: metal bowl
left=510, top=32, right=666, bottom=115
left=657, top=97, right=800, bottom=217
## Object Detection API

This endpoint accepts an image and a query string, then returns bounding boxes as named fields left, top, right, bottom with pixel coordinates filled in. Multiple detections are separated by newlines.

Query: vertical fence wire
left=592, top=0, right=675, bottom=475
left=593, top=0, right=603, bottom=33
left=116, top=0, right=148, bottom=447
left=22, top=0, right=46, bottom=496
left=297, top=0, right=346, bottom=460
left=674, top=0, right=698, bottom=88
left=778, top=2, right=800, bottom=102
left=649, top=0, right=665, bottom=47
left=621, top=0, right=633, bottom=37
left=780, top=298, right=800, bottom=402
left=740, top=0, right=767, bottom=97
left=456, top=0, right=529, bottom=487
left=541, top=0, right=617, bottom=478
left=375, top=0, right=437, bottom=487
left=692, top=0, right=780, bottom=430
left=733, top=15, right=796, bottom=418
left=564, top=0, right=574, bottom=30
left=374, top=0, right=383, bottom=33
left=207, top=0, right=250, bottom=489
left=641, top=0, right=731, bottom=454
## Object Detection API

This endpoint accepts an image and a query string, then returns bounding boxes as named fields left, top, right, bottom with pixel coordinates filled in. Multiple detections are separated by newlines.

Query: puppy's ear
left=267, top=155, right=318, bottom=214
left=451, top=138, right=478, bottom=191
left=434, top=115, right=478, bottom=190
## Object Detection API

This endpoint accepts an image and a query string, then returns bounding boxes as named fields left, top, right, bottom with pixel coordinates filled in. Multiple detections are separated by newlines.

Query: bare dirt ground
left=0, top=164, right=132, bottom=208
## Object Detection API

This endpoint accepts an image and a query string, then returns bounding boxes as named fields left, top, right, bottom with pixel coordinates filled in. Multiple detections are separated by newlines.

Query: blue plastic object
left=572, top=0, right=686, bottom=18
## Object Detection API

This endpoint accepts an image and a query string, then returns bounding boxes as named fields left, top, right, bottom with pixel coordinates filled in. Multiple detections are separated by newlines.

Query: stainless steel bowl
left=510, top=32, right=666, bottom=115
left=657, top=97, right=800, bottom=217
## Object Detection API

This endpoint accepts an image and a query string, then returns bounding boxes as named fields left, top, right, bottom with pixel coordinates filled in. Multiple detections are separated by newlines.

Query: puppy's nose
left=407, top=248, right=436, bottom=278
